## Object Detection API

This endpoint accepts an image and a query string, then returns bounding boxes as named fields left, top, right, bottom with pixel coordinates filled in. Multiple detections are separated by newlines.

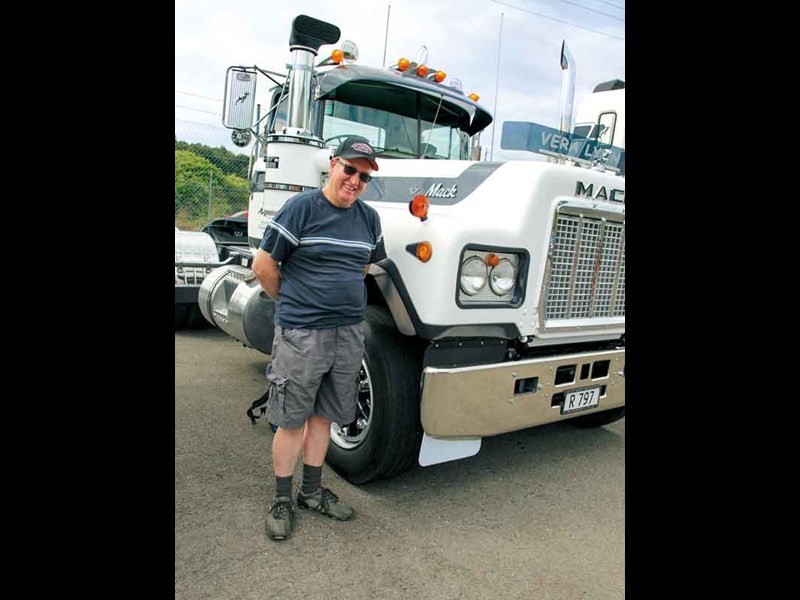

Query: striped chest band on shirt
left=268, top=222, right=381, bottom=251
left=299, top=236, right=380, bottom=251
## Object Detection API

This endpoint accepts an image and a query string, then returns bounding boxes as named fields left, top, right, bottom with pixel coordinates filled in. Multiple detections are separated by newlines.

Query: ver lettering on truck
left=541, top=131, right=571, bottom=153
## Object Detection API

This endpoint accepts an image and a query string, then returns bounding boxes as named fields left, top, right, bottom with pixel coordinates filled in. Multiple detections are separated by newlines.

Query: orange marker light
left=434, top=71, right=446, bottom=83
left=398, top=57, right=411, bottom=71
left=486, top=253, right=500, bottom=267
left=416, top=64, right=429, bottom=77
left=332, top=49, right=344, bottom=64
left=409, top=194, right=430, bottom=220
left=468, top=93, right=480, bottom=102
left=416, top=242, right=433, bottom=262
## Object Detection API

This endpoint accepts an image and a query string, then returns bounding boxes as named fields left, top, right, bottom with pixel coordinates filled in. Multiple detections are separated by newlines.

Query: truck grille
left=545, top=213, right=625, bottom=320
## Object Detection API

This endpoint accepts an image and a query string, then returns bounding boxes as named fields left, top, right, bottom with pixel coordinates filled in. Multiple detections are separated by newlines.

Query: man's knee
left=308, top=414, right=332, bottom=427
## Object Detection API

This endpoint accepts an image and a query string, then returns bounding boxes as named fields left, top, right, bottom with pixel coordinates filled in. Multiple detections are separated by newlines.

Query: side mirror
left=222, top=68, right=257, bottom=130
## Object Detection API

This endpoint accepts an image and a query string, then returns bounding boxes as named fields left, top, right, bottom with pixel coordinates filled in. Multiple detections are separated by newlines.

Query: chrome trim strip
left=264, top=134, right=324, bottom=148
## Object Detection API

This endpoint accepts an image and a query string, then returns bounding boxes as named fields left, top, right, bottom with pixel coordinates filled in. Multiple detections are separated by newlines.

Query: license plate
left=561, top=386, right=601, bottom=415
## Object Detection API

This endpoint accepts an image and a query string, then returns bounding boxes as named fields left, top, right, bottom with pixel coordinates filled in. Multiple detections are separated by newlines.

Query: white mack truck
left=194, top=15, right=626, bottom=484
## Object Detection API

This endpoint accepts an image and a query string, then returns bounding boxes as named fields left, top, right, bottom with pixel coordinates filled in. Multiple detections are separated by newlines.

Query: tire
left=175, top=303, right=191, bottom=329
left=186, top=304, right=209, bottom=328
left=175, top=303, right=209, bottom=330
left=326, top=307, right=423, bottom=484
left=568, top=406, right=625, bottom=428
left=364, top=304, right=397, bottom=329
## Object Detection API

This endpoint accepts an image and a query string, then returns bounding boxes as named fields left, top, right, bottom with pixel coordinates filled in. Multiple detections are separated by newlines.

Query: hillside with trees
left=175, top=138, right=250, bottom=231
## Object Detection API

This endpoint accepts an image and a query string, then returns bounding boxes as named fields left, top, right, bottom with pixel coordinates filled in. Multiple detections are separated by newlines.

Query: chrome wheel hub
left=330, top=360, right=373, bottom=450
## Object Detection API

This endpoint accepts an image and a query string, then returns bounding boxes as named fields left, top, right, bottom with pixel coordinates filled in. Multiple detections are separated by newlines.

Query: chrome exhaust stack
left=285, top=15, right=341, bottom=133
left=558, top=41, right=576, bottom=136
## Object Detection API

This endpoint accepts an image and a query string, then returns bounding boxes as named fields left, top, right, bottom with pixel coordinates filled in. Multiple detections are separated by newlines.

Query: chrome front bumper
left=420, top=348, right=624, bottom=437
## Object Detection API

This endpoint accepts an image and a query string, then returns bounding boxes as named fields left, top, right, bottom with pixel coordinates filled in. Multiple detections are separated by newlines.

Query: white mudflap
left=418, top=433, right=482, bottom=467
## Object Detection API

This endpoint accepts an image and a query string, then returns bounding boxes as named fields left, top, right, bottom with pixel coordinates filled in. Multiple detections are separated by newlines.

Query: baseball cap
left=332, top=135, right=379, bottom=171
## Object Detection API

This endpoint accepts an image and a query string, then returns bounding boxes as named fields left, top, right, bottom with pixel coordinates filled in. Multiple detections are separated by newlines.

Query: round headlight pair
left=459, top=256, right=516, bottom=296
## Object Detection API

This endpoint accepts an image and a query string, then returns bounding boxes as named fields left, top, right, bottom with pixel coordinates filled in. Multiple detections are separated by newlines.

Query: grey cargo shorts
left=266, top=322, right=366, bottom=430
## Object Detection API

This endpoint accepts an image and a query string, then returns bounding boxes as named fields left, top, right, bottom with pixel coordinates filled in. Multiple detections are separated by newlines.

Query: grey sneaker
left=266, top=496, right=295, bottom=540
left=297, top=487, right=355, bottom=521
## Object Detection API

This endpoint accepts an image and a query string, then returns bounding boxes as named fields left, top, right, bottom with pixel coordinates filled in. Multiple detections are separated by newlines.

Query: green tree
left=175, top=150, right=249, bottom=230
left=174, top=138, right=249, bottom=178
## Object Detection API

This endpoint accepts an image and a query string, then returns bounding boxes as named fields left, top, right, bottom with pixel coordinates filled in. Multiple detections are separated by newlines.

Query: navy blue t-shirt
left=259, top=189, right=387, bottom=329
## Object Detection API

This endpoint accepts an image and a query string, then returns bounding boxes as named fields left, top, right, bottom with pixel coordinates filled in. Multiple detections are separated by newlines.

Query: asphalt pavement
left=175, top=327, right=625, bottom=600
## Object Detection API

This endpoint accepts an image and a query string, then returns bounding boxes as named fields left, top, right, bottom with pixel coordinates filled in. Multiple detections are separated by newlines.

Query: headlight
left=459, top=256, right=487, bottom=295
left=457, top=248, right=527, bottom=307
left=489, top=258, right=516, bottom=295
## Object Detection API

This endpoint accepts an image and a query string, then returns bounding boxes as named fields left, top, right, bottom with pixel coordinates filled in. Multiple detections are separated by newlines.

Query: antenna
left=489, top=12, right=504, bottom=161
left=382, top=3, right=391, bottom=67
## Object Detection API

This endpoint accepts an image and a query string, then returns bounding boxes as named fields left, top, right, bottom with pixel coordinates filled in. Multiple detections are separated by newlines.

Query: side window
left=420, top=125, right=462, bottom=159
left=597, top=112, right=616, bottom=146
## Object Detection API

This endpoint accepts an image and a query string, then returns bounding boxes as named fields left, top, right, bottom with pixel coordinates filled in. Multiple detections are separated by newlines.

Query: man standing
left=251, top=136, right=386, bottom=541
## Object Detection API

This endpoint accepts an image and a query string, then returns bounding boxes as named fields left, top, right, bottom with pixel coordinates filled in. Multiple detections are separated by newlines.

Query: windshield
left=321, top=99, right=469, bottom=160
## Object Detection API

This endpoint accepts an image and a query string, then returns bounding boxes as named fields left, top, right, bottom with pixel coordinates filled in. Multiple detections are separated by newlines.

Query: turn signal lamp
left=409, top=194, right=430, bottom=221
left=331, top=49, right=344, bottom=64
left=416, top=242, right=433, bottom=263
left=433, top=71, right=446, bottom=83
left=468, top=93, right=480, bottom=102
left=398, top=57, right=411, bottom=71
left=416, top=64, right=429, bottom=77
left=486, top=253, right=500, bottom=267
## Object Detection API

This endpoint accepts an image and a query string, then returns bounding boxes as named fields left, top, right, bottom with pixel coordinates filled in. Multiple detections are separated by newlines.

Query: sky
left=175, top=0, right=624, bottom=160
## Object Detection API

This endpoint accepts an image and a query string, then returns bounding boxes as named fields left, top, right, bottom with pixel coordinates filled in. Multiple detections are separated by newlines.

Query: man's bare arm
left=252, top=248, right=281, bottom=299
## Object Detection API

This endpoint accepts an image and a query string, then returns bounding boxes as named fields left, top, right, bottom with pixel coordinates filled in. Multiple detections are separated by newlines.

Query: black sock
left=301, top=464, right=322, bottom=495
left=275, top=475, right=292, bottom=499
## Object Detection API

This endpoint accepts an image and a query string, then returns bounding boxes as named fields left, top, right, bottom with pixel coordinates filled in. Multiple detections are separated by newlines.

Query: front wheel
left=326, top=308, right=423, bottom=484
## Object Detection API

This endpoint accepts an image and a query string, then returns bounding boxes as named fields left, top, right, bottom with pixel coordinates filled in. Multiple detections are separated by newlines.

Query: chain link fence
left=175, top=119, right=253, bottom=231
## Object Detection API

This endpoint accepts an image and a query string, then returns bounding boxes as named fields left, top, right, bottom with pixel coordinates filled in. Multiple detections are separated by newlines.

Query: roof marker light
left=416, top=64, right=429, bottom=77
left=433, top=71, right=446, bottom=83
left=468, top=93, right=480, bottom=102
left=398, top=58, right=410, bottom=71
left=331, top=49, right=344, bottom=64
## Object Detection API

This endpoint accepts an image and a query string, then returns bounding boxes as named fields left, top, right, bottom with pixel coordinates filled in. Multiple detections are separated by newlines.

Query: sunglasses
left=336, top=158, right=372, bottom=184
